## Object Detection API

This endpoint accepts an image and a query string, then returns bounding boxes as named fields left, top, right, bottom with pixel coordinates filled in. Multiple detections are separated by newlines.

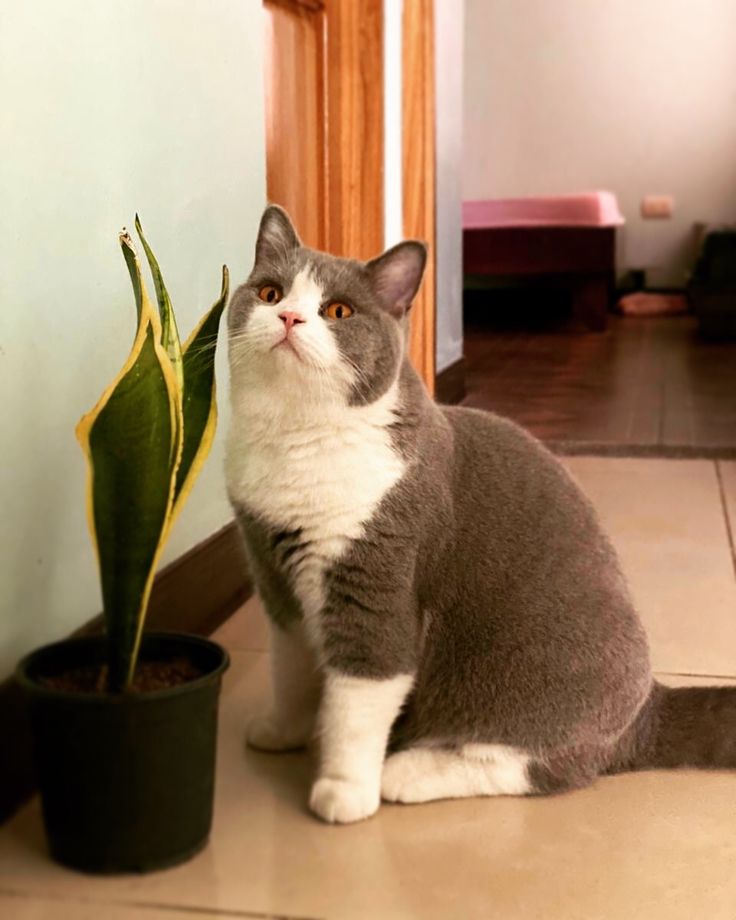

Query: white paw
left=309, top=777, right=380, bottom=824
left=246, top=713, right=310, bottom=752
left=381, top=749, right=437, bottom=803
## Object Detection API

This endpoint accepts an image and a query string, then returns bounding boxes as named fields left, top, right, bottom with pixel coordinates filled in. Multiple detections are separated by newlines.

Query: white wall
left=384, top=0, right=465, bottom=374
left=0, top=0, right=266, bottom=678
left=435, top=0, right=465, bottom=372
left=384, top=0, right=404, bottom=249
left=464, top=0, right=736, bottom=287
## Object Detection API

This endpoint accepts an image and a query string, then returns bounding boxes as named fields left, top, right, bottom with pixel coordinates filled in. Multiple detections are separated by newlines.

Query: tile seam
left=714, top=460, right=736, bottom=580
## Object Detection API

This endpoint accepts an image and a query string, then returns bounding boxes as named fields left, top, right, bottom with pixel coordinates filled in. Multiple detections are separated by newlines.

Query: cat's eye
left=258, top=285, right=282, bottom=304
left=324, top=302, right=354, bottom=320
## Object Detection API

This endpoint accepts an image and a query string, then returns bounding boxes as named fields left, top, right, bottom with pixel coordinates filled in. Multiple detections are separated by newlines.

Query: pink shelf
left=463, top=192, right=625, bottom=229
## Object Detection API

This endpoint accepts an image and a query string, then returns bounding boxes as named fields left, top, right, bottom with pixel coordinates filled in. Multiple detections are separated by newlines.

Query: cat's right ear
left=255, top=205, right=301, bottom=264
left=366, top=240, right=427, bottom=317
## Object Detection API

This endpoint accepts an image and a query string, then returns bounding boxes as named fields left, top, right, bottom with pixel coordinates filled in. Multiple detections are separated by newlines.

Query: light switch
left=641, top=195, right=674, bottom=219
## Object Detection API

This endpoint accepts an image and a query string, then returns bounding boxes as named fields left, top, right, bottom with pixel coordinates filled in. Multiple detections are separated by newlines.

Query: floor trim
left=0, top=521, right=252, bottom=825
left=435, top=356, right=466, bottom=405
left=549, top=441, right=736, bottom=460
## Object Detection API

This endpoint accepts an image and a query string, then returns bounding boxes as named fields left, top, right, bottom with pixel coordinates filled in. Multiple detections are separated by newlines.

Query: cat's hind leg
left=247, top=620, right=322, bottom=752
left=382, top=744, right=533, bottom=803
left=382, top=743, right=599, bottom=803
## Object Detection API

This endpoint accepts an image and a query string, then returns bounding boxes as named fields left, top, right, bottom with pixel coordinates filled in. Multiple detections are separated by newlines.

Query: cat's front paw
left=309, top=777, right=380, bottom=824
left=246, top=713, right=310, bottom=752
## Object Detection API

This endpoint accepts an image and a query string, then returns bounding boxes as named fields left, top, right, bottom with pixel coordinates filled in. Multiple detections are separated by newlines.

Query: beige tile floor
left=2, top=458, right=736, bottom=920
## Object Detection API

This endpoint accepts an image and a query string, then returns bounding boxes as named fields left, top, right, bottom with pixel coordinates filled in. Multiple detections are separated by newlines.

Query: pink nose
left=279, top=310, right=306, bottom=332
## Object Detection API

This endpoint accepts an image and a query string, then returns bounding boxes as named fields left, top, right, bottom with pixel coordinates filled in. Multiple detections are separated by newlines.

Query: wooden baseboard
left=435, top=356, right=466, bottom=405
left=0, top=521, right=252, bottom=825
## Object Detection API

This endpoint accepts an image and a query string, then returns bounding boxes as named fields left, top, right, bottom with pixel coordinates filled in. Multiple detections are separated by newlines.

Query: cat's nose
left=278, top=310, right=306, bottom=332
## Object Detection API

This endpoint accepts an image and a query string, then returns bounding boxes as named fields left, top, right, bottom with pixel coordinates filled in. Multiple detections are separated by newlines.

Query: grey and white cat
left=225, top=205, right=736, bottom=824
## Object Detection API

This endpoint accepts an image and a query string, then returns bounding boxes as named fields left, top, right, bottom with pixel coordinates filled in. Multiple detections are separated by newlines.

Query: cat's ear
left=255, top=205, right=301, bottom=264
left=366, top=241, right=427, bottom=317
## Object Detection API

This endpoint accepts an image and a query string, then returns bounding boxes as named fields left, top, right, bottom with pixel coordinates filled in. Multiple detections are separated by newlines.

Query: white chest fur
left=225, top=383, right=406, bottom=641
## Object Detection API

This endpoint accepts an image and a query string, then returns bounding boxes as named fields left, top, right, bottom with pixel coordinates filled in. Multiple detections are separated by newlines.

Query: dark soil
left=40, top=657, right=204, bottom=695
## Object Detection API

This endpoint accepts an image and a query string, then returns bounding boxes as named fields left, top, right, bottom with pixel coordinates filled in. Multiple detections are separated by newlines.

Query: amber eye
left=324, top=302, right=354, bottom=320
left=258, top=285, right=282, bottom=304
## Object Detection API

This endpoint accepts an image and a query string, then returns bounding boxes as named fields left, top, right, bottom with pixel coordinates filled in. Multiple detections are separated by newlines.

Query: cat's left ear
left=366, top=241, right=427, bottom=317
left=255, top=204, right=301, bottom=265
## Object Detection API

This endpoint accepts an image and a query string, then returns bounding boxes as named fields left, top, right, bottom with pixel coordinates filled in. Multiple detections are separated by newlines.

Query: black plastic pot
left=16, top=632, right=229, bottom=874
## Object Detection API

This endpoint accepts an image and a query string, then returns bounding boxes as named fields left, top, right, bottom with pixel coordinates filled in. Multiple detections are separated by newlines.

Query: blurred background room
left=459, top=0, right=736, bottom=456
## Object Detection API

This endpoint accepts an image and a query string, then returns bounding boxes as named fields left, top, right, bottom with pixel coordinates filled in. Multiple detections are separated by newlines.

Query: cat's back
left=428, top=403, right=640, bottom=631
left=403, top=403, right=652, bottom=752
left=438, top=404, right=585, bottom=518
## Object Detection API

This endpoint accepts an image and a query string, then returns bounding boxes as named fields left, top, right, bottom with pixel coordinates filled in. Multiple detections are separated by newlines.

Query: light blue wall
left=0, top=0, right=266, bottom=677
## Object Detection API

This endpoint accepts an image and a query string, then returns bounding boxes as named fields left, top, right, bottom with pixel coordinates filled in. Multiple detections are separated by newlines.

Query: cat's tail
left=615, top=680, right=736, bottom=771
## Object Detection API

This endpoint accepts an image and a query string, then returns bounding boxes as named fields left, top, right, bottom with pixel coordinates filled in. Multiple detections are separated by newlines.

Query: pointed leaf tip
left=134, top=217, right=184, bottom=396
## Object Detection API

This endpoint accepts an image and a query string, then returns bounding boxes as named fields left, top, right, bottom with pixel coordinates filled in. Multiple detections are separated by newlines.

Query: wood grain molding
left=403, top=0, right=437, bottom=394
left=324, top=0, right=384, bottom=260
left=265, top=0, right=435, bottom=384
left=0, top=521, right=252, bottom=824
left=264, top=0, right=328, bottom=249
left=264, top=0, right=384, bottom=260
left=267, top=0, right=324, bottom=13
left=140, top=521, right=252, bottom=637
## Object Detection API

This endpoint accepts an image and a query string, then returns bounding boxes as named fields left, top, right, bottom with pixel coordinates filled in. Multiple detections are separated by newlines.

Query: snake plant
left=76, top=219, right=229, bottom=691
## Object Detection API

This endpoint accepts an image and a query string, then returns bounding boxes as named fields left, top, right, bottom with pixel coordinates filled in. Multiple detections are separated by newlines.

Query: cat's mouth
left=271, top=335, right=303, bottom=361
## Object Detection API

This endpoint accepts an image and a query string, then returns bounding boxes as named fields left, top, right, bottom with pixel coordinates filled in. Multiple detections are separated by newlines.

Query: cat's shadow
left=244, top=741, right=317, bottom=817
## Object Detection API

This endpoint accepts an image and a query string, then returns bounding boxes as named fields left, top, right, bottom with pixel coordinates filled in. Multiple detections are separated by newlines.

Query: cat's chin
left=271, top=337, right=304, bottom=362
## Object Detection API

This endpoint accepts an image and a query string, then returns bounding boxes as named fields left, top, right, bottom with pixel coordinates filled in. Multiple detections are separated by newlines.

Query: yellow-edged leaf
left=135, top=215, right=184, bottom=393
left=76, top=227, right=225, bottom=691
left=76, top=239, right=182, bottom=691
left=170, top=265, right=230, bottom=521
left=119, top=230, right=144, bottom=323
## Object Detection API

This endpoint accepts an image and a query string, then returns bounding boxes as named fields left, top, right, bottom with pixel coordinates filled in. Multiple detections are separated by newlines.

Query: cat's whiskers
left=341, top=353, right=377, bottom=398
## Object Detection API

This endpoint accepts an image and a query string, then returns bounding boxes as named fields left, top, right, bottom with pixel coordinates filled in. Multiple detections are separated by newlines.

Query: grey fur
left=230, top=206, right=736, bottom=795
left=232, top=505, right=303, bottom=631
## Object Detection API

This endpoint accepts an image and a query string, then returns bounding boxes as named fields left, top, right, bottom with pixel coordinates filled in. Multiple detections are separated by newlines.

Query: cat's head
left=228, top=205, right=426, bottom=406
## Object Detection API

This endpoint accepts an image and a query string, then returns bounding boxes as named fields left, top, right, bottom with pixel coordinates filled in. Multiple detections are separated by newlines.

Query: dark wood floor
left=463, top=311, right=736, bottom=457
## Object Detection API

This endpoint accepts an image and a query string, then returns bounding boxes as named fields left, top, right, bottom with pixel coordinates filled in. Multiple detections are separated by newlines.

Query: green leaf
left=79, top=320, right=179, bottom=691
left=173, top=265, right=230, bottom=513
left=119, top=231, right=144, bottom=324
left=78, top=237, right=181, bottom=691
left=77, top=227, right=227, bottom=692
left=135, top=215, right=184, bottom=393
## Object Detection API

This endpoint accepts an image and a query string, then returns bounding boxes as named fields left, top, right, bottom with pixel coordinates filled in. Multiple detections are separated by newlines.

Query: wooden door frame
left=330, top=0, right=437, bottom=391
left=263, top=0, right=384, bottom=259
left=324, top=0, right=384, bottom=260
left=264, top=0, right=436, bottom=391
left=403, top=0, right=436, bottom=393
